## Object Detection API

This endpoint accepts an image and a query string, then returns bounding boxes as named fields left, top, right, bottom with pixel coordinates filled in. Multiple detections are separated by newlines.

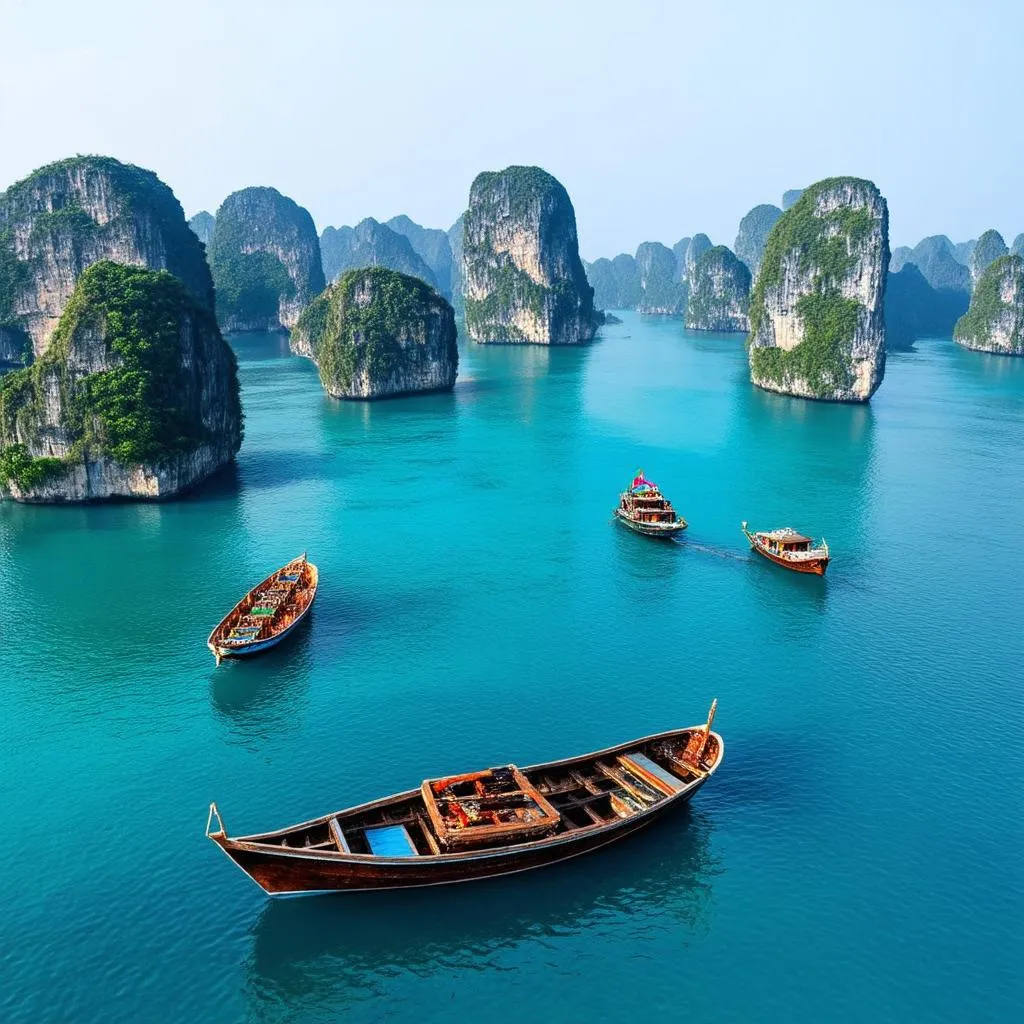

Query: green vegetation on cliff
left=1, top=262, right=240, bottom=487
left=296, top=267, right=453, bottom=392
left=686, top=246, right=750, bottom=328
left=954, top=254, right=1023, bottom=350
left=210, top=208, right=295, bottom=325
left=465, top=261, right=550, bottom=341
left=0, top=155, right=215, bottom=327
left=470, top=165, right=562, bottom=224
left=749, top=178, right=876, bottom=396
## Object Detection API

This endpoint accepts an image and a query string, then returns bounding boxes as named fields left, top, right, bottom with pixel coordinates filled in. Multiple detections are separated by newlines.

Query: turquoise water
left=2, top=313, right=1022, bottom=1022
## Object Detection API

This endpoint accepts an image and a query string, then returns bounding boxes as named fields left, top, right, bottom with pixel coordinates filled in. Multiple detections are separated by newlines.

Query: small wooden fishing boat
left=207, top=554, right=318, bottom=663
left=742, top=522, right=830, bottom=575
left=614, top=470, right=687, bottom=538
left=206, top=701, right=723, bottom=896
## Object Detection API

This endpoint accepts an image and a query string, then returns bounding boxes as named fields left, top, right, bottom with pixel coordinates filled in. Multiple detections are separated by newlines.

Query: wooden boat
left=207, top=554, right=318, bottom=663
left=742, top=522, right=830, bottom=575
left=614, top=471, right=687, bottom=538
left=206, top=701, right=723, bottom=896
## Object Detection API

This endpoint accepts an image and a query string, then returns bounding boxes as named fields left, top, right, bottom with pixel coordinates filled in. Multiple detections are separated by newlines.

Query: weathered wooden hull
left=209, top=723, right=723, bottom=897
left=748, top=541, right=828, bottom=575
left=208, top=557, right=318, bottom=660
left=212, top=606, right=313, bottom=659
left=613, top=509, right=687, bottom=538
left=211, top=776, right=710, bottom=895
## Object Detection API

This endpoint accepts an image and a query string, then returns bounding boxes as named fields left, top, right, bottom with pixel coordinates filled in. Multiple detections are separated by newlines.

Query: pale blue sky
left=1, top=0, right=1019, bottom=257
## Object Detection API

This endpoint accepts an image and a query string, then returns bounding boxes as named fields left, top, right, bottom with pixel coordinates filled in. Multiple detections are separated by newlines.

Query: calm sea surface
left=1, top=314, right=1022, bottom=1022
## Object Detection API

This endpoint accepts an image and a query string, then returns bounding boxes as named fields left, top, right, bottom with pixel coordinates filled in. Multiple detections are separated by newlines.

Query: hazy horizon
left=2, top=0, right=1020, bottom=257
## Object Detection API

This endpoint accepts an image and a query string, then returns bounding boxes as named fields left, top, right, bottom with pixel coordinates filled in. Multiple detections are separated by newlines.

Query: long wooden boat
left=613, top=471, right=687, bottom=538
left=207, top=554, right=318, bottom=663
left=206, top=701, right=723, bottom=896
left=742, top=522, right=830, bottom=575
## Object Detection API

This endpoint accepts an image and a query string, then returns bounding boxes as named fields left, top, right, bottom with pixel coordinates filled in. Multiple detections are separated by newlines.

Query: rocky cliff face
left=782, top=189, right=804, bottom=211
left=463, top=166, right=595, bottom=345
left=672, top=237, right=691, bottom=276
left=970, top=230, right=1008, bottom=287
left=748, top=176, right=889, bottom=402
left=954, top=255, right=1024, bottom=355
left=635, top=242, right=688, bottom=313
left=953, top=239, right=976, bottom=265
left=188, top=211, right=215, bottom=246
left=686, top=246, right=751, bottom=331
left=0, top=156, right=213, bottom=361
left=0, top=262, right=241, bottom=502
left=210, top=187, right=324, bottom=333
left=447, top=215, right=465, bottom=316
left=894, top=236, right=970, bottom=293
left=734, top=205, right=782, bottom=278
left=320, top=218, right=438, bottom=292
left=290, top=267, right=457, bottom=398
left=585, top=258, right=618, bottom=311
left=385, top=215, right=453, bottom=298
left=885, top=265, right=969, bottom=350
left=683, top=234, right=713, bottom=281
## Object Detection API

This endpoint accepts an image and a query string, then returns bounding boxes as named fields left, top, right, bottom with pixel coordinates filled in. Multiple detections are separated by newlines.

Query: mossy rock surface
left=463, top=165, right=594, bottom=345
left=210, top=187, right=324, bottom=332
left=0, top=261, right=241, bottom=496
left=0, top=155, right=214, bottom=355
left=954, top=254, right=1024, bottom=355
left=747, top=176, right=888, bottom=401
left=291, top=267, right=457, bottom=399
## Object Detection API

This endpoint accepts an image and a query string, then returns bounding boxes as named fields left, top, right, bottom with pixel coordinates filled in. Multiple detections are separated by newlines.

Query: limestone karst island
left=2, top=4, right=1022, bottom=1024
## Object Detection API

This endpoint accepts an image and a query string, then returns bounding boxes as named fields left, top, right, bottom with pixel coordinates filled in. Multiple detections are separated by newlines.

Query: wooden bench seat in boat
left=329, top=817, right=351, bottom=853
left=618, top=752, right=686, bottom=795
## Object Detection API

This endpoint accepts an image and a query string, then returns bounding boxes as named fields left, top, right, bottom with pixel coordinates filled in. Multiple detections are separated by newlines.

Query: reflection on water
left=244, top=809, right=718, bottom=1013
left=210, top=620, right=314, bottom=747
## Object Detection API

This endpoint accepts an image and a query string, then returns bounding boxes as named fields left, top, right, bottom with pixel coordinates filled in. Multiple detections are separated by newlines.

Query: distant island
left=954, top=254, right=1024, bottom=355
left=210, top=186, right=324, bottom=333
left=463, top=165, right=595, bottom=345
left=290, top=267, right=457, bottom=398
left=747, top=176, right=889, bottom=402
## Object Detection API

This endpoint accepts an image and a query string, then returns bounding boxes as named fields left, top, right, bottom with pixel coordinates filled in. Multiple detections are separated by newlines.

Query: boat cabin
left=759, top=530, right=812, bottom=555
left=620, top=489, right=676, bottom=524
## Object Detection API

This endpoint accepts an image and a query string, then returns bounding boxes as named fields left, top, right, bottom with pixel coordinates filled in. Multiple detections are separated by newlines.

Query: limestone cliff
left=0, top=262, right=241, bottom=502
left=970, top=230, right=1008, bottom=287
left=210, top=187, right=324, bottom=332
left=953, top=239, right=976, bottom=266
left=683, top=234, right=713, bottom=281
left=188, top=211, right=215, bottom=246
left=1012, top=234, right=1024, bottom=259
left=635, top=242, right=687, bottom=313
left=893, top=236, right=970, bottom=293
left=782, top=189, right=803, bottom=211
left=463, top=166, right=594, bottom=345
left=320, top=218, right=438, bottom=293
left=685, top=246, right=751, bottom=331
left=672, top=237, right=692, bottom=277
left=954, top=255, right=1024, bottom=355
left=734, top=205, right=782, bottom=278
left=586, top=258, right=619, bottom=311
left=448, top=214, right=465, bottom=316
left=385, top=215, right=453, bottom=298
left=747, top=176, right=889, bottom=402
left=0, top=156, right=213, bottom=362
left=290, top=267, right=457, bottom=398
left=885, top=265, right=969, bottom=350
